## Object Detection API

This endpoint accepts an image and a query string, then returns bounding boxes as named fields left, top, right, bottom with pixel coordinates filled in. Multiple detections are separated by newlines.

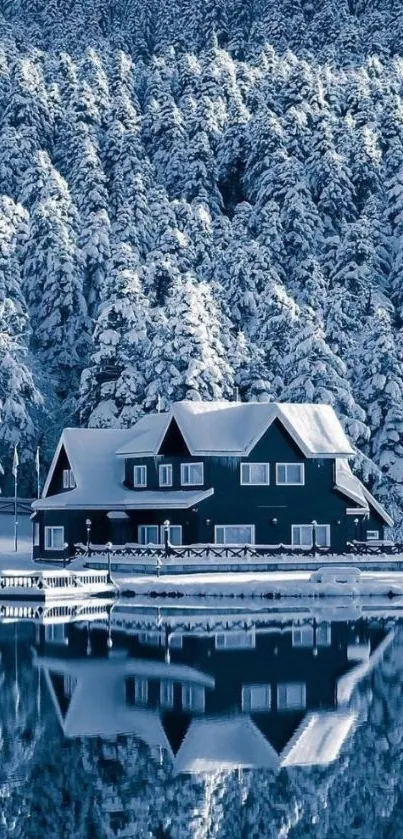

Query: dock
left=0, top=569, right=115, bottom=600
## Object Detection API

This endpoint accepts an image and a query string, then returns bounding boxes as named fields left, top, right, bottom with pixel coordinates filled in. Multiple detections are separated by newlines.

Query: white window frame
left=63, top=675, right=76, bottom=698
left=316, top=622, right=331, bottom=647
left=292, top=626, right=314, bottom=648
left=138, top=525, right=160, bottom=545
left=160, top=524, right=182, bottom=546
left=240, top=462, right=270, bottom=485
left=181, top=684, right=205, bottom=712
left=215, top=630, right=256, bottom=650
left=44, top=526, right=65, bottom=550
left=34, top=522, right=40, bottom=546
left=133, top=465, right=147, bottom=487
left=366, top=530, right=379, bottom=541
left=214, top=524, right=255, bottom=545
left=159, top=463, right=173, bottom=487
left=180, top=462, right=204, bottom=486
left=62, top=468, right=75, bottom=489
left=45, top=624, right=67, bottom=643
left=134, top=677, right=148, bottom=704
left=277, top=682, right=306, bottom=711
left=291, top=524, right=330, bottom=548
left=160, top=680, right=174, bottom=709
left=242, top=684, right=271, bottom=712
left=276, top=463, right=305, bottom=486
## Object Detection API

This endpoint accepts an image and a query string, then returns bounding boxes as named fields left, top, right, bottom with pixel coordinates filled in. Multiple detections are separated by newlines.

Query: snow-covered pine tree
left=143, top=274, right=234, bottom=410
left=80, top=241, right=150, bottom=428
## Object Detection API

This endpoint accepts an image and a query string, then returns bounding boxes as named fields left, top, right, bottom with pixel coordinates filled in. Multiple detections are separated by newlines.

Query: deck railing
left=73, top=540, right=399, bottom=561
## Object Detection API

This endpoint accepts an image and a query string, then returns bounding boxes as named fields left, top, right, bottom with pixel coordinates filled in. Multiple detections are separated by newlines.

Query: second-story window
left=159, top=463, right=173, bottom=487
left=63, top=469, right=75, bottom=489
left=181, top=462, right=204, bottom=486
left=240, top=463, right=270, bottom=485
left=276, top=463, right=305, bottom=485
left=133, top=465, right=147, bottom=487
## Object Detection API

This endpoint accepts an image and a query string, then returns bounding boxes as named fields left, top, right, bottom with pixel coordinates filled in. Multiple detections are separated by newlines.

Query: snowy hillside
left=1, top=0, right=403, bottom=520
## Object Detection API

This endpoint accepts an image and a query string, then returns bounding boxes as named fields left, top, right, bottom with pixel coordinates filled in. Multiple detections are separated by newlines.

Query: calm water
left=0, top=600, right=402, bottom=838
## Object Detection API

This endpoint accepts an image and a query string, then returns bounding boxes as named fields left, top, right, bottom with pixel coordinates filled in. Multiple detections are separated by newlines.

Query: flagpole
left=14, top=460, right=18, bottom=552
left=36, top=446, right=40, bottom=499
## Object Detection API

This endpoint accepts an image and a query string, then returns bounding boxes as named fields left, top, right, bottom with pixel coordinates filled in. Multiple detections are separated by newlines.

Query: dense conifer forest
left=1, top=0, right=403, bottom=523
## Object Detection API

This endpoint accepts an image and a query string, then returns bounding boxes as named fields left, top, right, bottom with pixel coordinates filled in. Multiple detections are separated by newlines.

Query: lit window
left=160, top=681, right=174, bottom=709
left=181, top=462, right=204, bottom=486
left=240, top=463, right=270, bottom=485
left=44, top=526, right=65, bottom=550
left=160, top=524, right=182, bottom=545
left=133, top=465, right=147, bottom=487
left=134, top=678, right=148, bottom=704
left=138, top=525, right=159, bottom=545
left=215, top=631, right=255, bottom=649
left=62, top=469, right=75, bottom=489
left=159, top=464, right=173, bottom=487
left=242, top=684, right=271, bottom=712
left=181, top=684, right=205, bottom=712
left=277, top=683, right=306, bottom=710
left=366, top=530, right=379, bottom=541
left=316, top=623, right=331, bottom=647
left=292, top=626, right=314, bottom=647
left=215, top=525, right=255, bottom=545
left=276, top=463, right=305, bottom=485
left=291, top=524, right=330, bottom=548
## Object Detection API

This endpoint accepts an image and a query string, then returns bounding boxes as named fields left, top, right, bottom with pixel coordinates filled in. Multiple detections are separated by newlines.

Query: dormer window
left=181, top=462, right=204, bottom=486
left=133, top=465, right=147, bottom=487
left=62, top=469, right=75, bottom=489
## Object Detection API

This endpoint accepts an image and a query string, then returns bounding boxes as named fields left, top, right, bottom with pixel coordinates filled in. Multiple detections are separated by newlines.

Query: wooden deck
left=0, top=569, right=115, bottom=600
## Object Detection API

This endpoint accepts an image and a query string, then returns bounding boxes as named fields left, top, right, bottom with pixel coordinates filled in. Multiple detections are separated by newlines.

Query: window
left=159, top=464, right=173, bottom=487
left=34, top=522, right=40, bottom=546
left=292, top=626, right=314, bottom=647
left=134, top=678, right=148, bottom=704
left=367, top=530, right=379, bottom=541
left=181, top=462, right=204, bottom=486
left=316, top=623, right=331, bottom=647
left=63, top=675, right=76, bottom=698
left=138, top=631, right=163, bottom=647
left=133, top=465, right=147, bottom=487
left=215, top=525, right=255, bottom=545
left=276, top=463, right=305, bottom=485
left=62, top=469, right=75, bottom=489
left=160, top=524, right=182, bottom=546
left=277, top=683, right=306, bottom=711
left=240, top=463, right=270, bottom=485
left=138, top=525, right=159, bottom=545
left=291, top=524, right=330, bottom=548
left=44, top=526, right=65, bottom=550
left=242, top=684, right=271, bottom=712
left=45, top=624, right=67, bottom=643
left=160, top=681, right=174, bottom=709
left=181, top=684, right=205, bottom=712
left=215, top=631, right=256, bottom=650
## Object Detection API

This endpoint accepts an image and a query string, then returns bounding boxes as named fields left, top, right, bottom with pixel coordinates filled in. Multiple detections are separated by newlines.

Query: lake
left=0, top=600, right=401, bottom=838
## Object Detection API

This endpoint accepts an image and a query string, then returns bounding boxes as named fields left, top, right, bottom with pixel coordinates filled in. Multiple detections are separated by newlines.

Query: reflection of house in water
left=34, top=615, right=394, bottom=774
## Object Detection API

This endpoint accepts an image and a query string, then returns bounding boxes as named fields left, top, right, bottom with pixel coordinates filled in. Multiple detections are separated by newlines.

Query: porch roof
left=33, top=487, right=214, bottom=511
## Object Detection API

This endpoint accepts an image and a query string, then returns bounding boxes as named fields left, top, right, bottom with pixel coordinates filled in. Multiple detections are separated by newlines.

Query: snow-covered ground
left=0, top=513, right=34, bottom=568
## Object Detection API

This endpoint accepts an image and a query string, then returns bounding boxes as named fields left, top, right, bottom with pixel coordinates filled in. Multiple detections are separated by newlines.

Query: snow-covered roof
left=279, top=711, right=357, bottom=767
left=334, top=460, right=393, bottom=526
left=33, top=427, right=214, bottom=510
left=173, top=716, right=279, bottom=774
left=334, top=460, right=368, bottom=509
left=116, top=401, right=355, bottom=459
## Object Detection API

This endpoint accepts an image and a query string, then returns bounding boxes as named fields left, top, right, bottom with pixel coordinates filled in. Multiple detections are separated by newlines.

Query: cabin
left=34, top=615, right=392, bottom=773
left=31, top=400, right=392, bottom=559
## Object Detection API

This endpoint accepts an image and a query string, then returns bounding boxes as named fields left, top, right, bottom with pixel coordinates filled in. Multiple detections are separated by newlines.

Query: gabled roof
left=279, top=711, right=357, bottom=767
left=116, top=401, right=355, bottom=459
left=33, top=426, right=214, bottom=511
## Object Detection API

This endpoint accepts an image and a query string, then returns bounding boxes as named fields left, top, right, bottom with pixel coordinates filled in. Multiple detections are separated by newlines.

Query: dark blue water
left=0, top=601, right=401, bottom=838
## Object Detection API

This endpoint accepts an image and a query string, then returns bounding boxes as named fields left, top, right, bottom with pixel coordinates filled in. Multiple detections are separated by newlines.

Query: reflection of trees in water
left=2, top=627, right=403, bottom=838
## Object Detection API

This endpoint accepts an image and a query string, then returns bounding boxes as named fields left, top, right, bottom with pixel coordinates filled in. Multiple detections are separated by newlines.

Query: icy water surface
left=1, top=599, right=402, bottom=838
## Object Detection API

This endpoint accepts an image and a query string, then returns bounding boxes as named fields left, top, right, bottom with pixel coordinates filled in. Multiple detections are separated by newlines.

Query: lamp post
left=106, top=606, right=113, bottom=650
left=85, top=518, right=92, bottom=552
left=163, top=519, right=170, bottom=557
left=354, top=517, right=359, bottom=543
left=63, top=541, right=69, bottom=569
left=311, top=520, right=317, bottom=557
left=105, top=541, right=113, bottom=583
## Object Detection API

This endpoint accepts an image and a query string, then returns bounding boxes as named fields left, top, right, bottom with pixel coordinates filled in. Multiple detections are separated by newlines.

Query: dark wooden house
left=32, top=400, right=392, bottom=559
